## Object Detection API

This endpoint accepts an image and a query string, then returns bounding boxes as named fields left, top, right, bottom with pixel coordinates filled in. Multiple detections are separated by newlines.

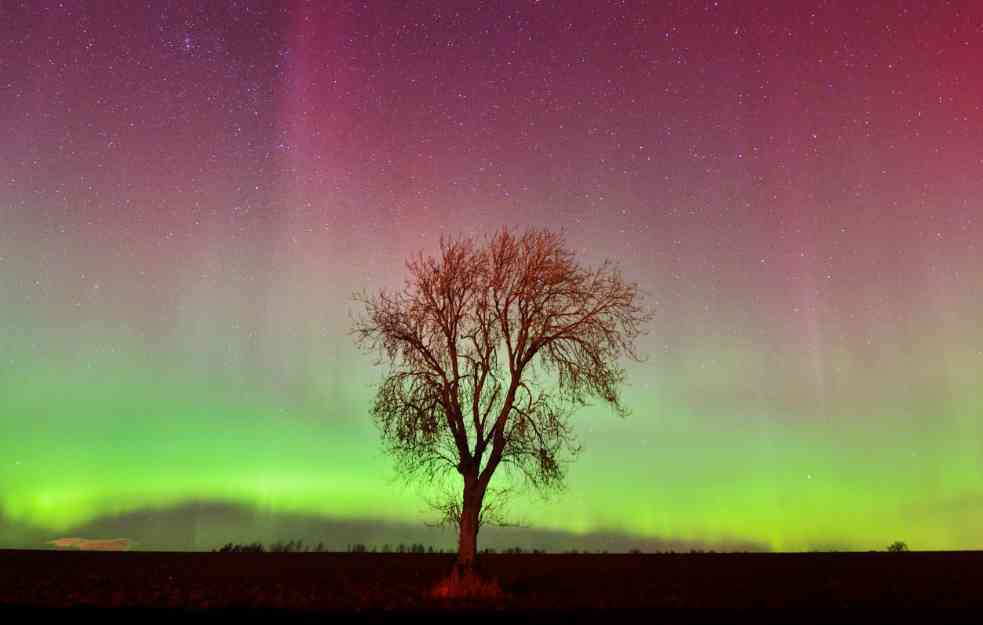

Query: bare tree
left=352, top=228, right=651, bottom=576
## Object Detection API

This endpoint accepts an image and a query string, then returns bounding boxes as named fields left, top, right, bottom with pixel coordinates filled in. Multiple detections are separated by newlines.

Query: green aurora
left=2, top=1, right=982, bottom=552
left=3, top=327, right=980, bottom=551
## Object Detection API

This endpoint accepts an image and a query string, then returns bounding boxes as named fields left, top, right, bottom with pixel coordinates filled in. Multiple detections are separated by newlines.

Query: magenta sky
left=1, top=1, right=980, bottom=552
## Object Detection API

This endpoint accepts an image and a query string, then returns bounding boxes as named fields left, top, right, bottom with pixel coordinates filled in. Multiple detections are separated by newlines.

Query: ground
left=1, top=549, right=981, bottom=621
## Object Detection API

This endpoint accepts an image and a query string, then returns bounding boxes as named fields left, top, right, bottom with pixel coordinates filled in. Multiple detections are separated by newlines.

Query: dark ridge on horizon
left=1, top=499, right=768, bottom=553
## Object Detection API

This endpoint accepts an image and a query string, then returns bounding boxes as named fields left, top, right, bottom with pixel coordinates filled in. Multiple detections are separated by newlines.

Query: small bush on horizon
left=214, top=540, right=328, bottom=553
left=214, top=542, right=266, bottom=553
left=270, top=539, right=309, bottom=553
left=887, top=541, right=910, bottom=552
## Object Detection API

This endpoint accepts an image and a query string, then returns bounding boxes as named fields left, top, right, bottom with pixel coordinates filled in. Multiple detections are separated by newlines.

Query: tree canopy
left=352, top=228, right=651, bottom=570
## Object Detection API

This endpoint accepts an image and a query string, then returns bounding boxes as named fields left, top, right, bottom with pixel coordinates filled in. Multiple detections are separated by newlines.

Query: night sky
left=2, top=1, right=981, bottom=552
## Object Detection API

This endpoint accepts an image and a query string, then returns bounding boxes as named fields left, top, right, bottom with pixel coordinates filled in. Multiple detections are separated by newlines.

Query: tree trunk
left=431, top=479, right=502, bottom=599
left=456, top=482, right=484, bottom=572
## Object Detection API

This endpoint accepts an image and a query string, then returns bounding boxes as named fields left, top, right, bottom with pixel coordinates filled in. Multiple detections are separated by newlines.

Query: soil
left=1, top=550, right=980, bottom=621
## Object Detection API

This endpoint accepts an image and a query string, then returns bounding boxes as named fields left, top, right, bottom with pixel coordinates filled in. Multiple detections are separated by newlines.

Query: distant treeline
left=211, top=540, right=913, bottom=554
left=213, top=541, right=672, bottom=555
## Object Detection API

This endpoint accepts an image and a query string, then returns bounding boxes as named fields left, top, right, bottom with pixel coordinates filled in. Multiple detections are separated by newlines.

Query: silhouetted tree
left=887, top=541, right=909, bottom=552
left=353, top=228, right=650, bottom=580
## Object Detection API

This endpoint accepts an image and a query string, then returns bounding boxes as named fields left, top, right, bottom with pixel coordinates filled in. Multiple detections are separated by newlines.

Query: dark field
left=2, top=550, right=981, bottom=621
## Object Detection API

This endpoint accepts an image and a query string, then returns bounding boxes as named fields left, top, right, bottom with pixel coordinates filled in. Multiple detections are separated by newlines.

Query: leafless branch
left=352, top=227, right=651, bottom=546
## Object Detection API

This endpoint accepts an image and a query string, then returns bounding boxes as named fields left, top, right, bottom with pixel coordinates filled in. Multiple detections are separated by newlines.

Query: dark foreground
left=2, top=550, right=981, bottom=622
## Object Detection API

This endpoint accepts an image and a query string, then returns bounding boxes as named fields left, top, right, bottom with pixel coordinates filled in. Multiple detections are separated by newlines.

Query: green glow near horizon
left=3, top=335, right=980, bottom=551
left=3, top=0, right=983, bottom=555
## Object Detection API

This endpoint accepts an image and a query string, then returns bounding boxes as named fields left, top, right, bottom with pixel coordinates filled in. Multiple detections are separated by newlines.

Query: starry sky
left=1, top=1, right=981, bottom=552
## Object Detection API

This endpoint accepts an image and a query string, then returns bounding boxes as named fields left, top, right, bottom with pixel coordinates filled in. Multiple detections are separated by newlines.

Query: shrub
left=214, top=541, right=266, bottom=553
left=270, top=539, right=306, bottom=552
left=887, top=541, right=909, bottom=552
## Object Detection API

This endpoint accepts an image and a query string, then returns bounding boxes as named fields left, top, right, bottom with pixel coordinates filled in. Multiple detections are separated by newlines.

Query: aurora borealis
left=1, top=1, right=981, bottom=552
